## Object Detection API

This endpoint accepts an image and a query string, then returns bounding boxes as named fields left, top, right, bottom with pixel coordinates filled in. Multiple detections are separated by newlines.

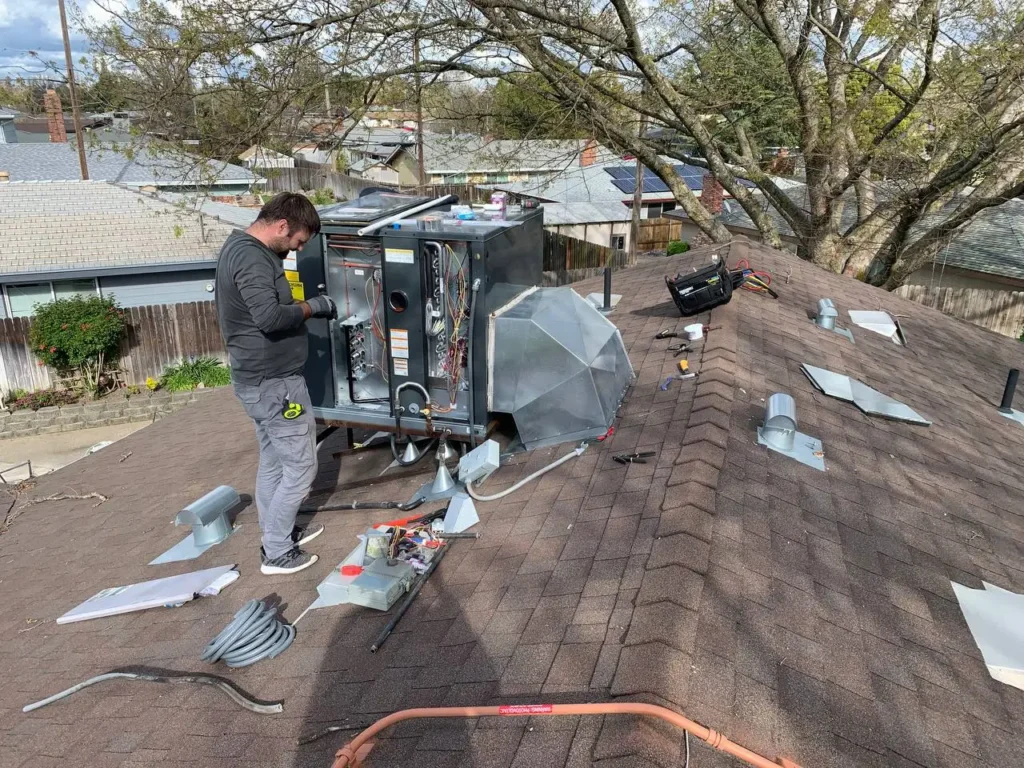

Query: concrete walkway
left=0, top=421, right=149, bottom=482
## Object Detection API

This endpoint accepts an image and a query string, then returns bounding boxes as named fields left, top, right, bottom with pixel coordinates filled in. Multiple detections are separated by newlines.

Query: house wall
left=547, top=222, right=632, bottom=252
left=99, top=270, right=217, bottom=307
left=362, top=164, right=402, bottom=185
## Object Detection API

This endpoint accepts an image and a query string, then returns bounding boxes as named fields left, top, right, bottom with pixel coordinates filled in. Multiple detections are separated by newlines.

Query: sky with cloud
left=0, top=0, right=103, bottom=81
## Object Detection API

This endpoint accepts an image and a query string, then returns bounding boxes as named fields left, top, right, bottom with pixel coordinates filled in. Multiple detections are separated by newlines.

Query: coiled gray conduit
left=201, top=600, right=295, bottom=668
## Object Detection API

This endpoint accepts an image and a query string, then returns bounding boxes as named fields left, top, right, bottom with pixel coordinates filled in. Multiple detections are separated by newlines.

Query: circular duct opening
left=389, top=291, right=409, bottom=313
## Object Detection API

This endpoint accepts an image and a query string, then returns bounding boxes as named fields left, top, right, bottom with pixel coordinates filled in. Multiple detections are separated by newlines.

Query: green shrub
left=29, top=296, right=126, bottom=396
left=308, top=187, right=336, bottom=205
left=160, top=357, right=232, bottom=391
left=8, top=387, right=80, bottom=411
left=666, top=240, right=691, bottom=256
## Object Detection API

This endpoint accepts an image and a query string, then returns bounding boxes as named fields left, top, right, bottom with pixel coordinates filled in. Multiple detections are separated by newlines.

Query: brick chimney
left=701, top=173, right=723, bottom=215
left=44, top=90, right=67, bottom=143
left=580, top=139, right=599, bottom=167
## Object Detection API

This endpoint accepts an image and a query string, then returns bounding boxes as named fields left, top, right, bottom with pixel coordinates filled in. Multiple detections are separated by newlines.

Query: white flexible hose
left=465, top=443, right=588, bottom=502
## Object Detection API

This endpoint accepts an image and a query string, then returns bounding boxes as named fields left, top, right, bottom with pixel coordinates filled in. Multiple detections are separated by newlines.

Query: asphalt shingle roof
left=539, top=201, right=632, bottom=225
left=3, top=239, right=1024, bottom=768
left=0, top=180, right=239, bottom=278
left=0, top=142, right=259, bottom=187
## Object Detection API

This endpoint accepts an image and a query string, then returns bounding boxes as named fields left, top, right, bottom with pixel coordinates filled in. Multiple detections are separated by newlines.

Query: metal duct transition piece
left=999, top=369, right=1024, bottom=426
left=488, top=287, right=634, bottom=450
left=149, top=486, right=241, bottom=565
left=811, top=299, right=854, bottom=342
left=756, top=393, right=825, bottom=471
left=801, top=364, right=931, bottom=426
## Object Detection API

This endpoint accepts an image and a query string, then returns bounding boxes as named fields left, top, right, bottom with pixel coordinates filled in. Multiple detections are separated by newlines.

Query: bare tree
left=82, top=0, right=1024, bottom=289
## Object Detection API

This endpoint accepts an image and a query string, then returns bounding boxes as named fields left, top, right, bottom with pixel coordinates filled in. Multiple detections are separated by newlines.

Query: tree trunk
left=805, top=231, right=847, bottom=274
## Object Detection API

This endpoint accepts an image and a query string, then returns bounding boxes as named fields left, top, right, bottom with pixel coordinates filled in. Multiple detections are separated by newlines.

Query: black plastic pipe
left=999, top=369, right=1020, bottom=413
left=603, top=267, right=612, bottom=310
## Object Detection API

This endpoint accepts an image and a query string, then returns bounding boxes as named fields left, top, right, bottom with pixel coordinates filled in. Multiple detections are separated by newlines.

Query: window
left=5, top=279, right=98, bottom=318
left=662, top=201, right=676, bottom=213
left=6, top=283, right=53, bottom=318
left=644, top=203, right=662, bottom=218
left=54, top=280, right=97, bottom=299
left=610, top=234, right=626, bottom=250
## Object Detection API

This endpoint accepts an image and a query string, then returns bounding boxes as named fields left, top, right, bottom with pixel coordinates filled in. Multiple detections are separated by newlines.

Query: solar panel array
left=604, top=163, right=752, bottom=194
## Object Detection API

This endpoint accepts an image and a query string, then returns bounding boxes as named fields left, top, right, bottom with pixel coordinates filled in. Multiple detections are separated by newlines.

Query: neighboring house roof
left=0, top=180, right=240, bottom=280
left=422, top=136, right=617, bottom=175
left=4, top=238, right=1024, bottom=768
left=0, top=142, right=260, bottom=187
left=693, top=185, right=1024, bottom=281
left=539, top=200, right=631, bottom=225
left=238, top=145, right=291, bottom=162
left=492, top=161, right=703, bottom=204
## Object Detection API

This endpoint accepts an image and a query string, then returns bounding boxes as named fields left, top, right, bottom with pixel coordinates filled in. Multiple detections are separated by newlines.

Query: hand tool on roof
left=667, top=343, right=690, bottom=356
left=613, top=451, right=655, bottom=465
left=678, top=360, right=689, bottom=374
left=655, top=329, right=680, bottom=339
left=659, top=376, right=674, bottom=391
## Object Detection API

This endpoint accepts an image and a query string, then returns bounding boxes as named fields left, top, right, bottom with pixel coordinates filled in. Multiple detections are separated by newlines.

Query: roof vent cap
left=757, top=392, right=825, bottom=471
left=815, top=298, right=838, bottom=330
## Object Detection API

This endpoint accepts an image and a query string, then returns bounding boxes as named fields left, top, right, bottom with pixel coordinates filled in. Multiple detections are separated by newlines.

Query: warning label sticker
left=498, top=704, right=553, bottom=716
left=393, top=358, right=409, bottom=377
left=283, top=269, right=304, bottom=301
left=389, top=329, right=409, bottom=359
left=283, top=252, right=298, bottom=271
left=385, top=248, right=415, bottom=264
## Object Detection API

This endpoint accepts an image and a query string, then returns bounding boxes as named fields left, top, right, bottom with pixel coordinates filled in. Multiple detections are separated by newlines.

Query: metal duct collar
left=815, top=299, right=838, bottom=330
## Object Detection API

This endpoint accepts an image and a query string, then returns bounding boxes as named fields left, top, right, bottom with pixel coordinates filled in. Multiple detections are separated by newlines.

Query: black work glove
left=306, top=294, right=338, bottom=320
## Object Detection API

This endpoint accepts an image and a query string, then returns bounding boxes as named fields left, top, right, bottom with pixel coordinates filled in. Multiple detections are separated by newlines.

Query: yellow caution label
left=289, top=282, right=305, bottom=301
left=284, top=270, right=300, bottom=282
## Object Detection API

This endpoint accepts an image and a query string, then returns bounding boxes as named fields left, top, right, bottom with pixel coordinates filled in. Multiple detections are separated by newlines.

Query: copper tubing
left=330, top=702, right=801, bottom=768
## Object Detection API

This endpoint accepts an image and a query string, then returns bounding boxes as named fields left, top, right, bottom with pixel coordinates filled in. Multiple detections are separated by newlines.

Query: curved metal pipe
left=330, top=702, right=801, bottom=768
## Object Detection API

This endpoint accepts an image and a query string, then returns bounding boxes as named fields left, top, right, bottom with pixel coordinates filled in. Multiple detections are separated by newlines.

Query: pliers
left=614, top=451, right=655, bottom=465
left=667, top=343, right=690, bottom=356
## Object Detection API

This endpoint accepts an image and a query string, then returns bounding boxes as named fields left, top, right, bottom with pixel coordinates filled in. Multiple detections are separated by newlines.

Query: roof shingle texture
left=1, top=239, right=1024, bottom=768
left=0, top=181, right=239, bottom=276
left=0, top=141, right=257, bottom=185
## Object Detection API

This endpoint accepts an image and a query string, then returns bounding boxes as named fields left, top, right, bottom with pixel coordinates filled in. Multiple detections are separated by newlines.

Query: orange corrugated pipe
left=330, top=702, right=801, bottom=768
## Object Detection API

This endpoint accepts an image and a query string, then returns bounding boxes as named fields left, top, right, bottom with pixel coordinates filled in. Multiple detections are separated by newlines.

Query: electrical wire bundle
left=364, top=270, right=389, bottom=382
left=730, top=258, right=779, bottom=298
left=434, top=244, right=468, bottom=411
left=201, top=600, right=295, bottom=668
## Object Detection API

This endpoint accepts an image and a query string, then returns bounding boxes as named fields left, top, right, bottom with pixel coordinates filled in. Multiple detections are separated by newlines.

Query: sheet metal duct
left=487, top=287, right=634, bottom=450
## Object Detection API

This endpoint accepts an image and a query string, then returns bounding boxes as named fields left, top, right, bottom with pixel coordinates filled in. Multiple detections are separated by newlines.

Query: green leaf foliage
left=29, top=296, right=126, bottom=374
left=160, top=357, right=232, bottom=391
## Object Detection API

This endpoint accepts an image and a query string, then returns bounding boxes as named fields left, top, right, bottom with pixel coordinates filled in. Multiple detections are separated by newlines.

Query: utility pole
left=630, top=114, right=646, bottom=260
left=57, top=0, right=89, bottom=180
left=414, top=35, right=426, bottom=193
left=324, top=84, right=332, bottom=115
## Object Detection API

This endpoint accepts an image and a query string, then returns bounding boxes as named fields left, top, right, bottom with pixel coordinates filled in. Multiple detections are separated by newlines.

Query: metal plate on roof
left=1000, top=409, right=1024, bottom=427
left=849, top=380, right=931, bottom=425
left=757, top=426, right=826, bottom=471
left=801, top=364, right=855, bottom=402
left=849, top=310, right=903, bottom=344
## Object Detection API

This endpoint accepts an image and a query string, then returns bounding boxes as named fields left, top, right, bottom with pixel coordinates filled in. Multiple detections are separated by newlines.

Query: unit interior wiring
left=433, top=243, right=468, bottom=412
left=364, top=268, right=389, bottom=383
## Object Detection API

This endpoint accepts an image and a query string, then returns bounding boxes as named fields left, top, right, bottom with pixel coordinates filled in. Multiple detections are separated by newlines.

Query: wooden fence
left=543, top=230, right=631, bottom=273
left=0, top=302, right=226, bottom=394
left=636, top=218, right=684, bottom=252
left=896, top=285, right=1024, bottom=339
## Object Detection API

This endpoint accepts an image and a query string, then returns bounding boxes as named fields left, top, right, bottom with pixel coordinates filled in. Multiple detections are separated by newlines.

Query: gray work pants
left=233, top=375, right=318, bottom=560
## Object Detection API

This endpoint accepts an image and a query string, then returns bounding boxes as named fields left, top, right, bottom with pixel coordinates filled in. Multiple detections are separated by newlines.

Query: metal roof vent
left=849, top=310, right=906, bottom=345
left=149, top=485, right=240, bottom=565
left=801, top=364, right=931, bottom=425
left=999, top=369, right=1024, bottom=426
left=812, top=298, right=854, bottom=342
left=757, top=393, right=825, bottom=471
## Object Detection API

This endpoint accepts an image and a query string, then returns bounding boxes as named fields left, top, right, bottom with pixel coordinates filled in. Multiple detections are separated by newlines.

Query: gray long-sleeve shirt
left=215, top=230, right=307, bottom=386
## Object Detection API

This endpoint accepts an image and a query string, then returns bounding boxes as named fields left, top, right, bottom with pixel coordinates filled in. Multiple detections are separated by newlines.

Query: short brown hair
left=256, top=192, right=321, bottom=236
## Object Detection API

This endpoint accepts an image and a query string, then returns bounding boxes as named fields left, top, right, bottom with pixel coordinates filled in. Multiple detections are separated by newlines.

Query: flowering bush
left=29, top=296, right=127, bottom=396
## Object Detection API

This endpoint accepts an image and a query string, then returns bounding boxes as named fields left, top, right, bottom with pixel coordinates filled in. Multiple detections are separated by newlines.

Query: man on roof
left=215, top=193, right=337, bottom=575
